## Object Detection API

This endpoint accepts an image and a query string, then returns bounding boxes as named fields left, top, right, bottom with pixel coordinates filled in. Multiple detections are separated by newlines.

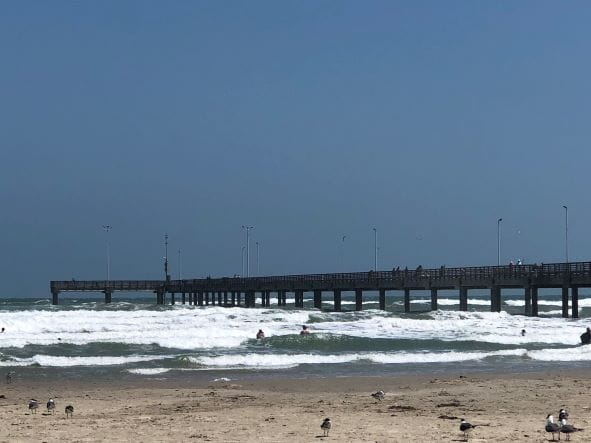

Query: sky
left=1, top=1, right=591, bottom=297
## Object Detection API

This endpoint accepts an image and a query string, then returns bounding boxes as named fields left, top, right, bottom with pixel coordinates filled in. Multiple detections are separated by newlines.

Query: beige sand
left=0, top=371, right=589, bottom=442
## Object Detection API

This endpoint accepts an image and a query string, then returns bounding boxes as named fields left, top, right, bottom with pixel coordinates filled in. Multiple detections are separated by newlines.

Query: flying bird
left=371, top=390, right=385, bottom=402
left=28, top=399, right=38, bottom=414
left=460, top=419, right=475, bottom=440
left=65, top=405, right=74, bottom=418
left=46, top=398, right=56, bottom=414
left=545, top=414, right=560, bottom=441
left=321, top=417, right=332, bottom=437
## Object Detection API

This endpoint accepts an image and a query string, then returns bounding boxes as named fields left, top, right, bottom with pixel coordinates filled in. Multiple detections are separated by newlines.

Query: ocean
left=1, top=292, right=591, bottom=382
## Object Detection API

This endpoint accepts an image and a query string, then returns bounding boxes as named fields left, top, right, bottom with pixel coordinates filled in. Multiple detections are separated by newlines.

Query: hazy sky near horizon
left=1, top=1, right=591, bottom=296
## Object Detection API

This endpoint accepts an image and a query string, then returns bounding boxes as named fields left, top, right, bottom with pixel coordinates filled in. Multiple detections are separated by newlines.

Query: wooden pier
left=50, top=261, right=591, bottom=318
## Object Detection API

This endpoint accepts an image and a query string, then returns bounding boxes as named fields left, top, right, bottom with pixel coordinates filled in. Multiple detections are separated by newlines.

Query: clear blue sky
left=1, top=1, right=590, bottom=296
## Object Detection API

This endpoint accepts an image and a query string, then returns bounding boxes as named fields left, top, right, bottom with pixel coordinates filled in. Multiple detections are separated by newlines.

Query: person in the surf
left=580, top=327, right=591, bottom=345
left=300, top=325, right=310, bottom=335
left=256, top=329, right=265, bottom=340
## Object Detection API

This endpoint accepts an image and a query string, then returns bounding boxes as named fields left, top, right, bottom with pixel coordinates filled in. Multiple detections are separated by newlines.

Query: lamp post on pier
left=256, top=241, right=260, bottom=276
left=102, top=225, right=112, bottom=285
left=497, top=218, right=503, bottom=266
left=373, top=228, right=378, bottom=271
left=241, top=246, right=246, bottom=277
left=563, top=205, right=569, bottom=263
left=242, top=225, right=254, bottom=277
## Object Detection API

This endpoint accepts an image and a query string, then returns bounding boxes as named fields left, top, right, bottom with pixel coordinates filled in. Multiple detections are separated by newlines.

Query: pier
left=50, top=261, right=591, bottom=318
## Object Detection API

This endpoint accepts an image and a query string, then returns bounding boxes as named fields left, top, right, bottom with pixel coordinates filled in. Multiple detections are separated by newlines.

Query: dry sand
left=1, top=371, right=590, bottom=442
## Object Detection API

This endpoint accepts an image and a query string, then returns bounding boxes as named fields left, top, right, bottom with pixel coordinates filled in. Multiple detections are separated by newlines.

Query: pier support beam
left=355, top=289, right=363, bottom=311
left=104, top=290, right=112, bottom=304
left=171, top=293, right=175, bottom=305
left=218, top=292, right=222, bottom=305
left=430, top=289, right=437, bottom=311
left=531, top=287, right=538, bottom=316
left=51, top=291, right=59, bottom=305
left=491, top=286, right=501, bottom=312
left=459, top=287, right=468, bottom=311
left=224, top=292, right=228, bottom=306
left=237, top=292, right=242, bottom=306
left=182, top=293, right=186, bottom=304
left=524, top=287, right=531, bottom=316
left=333, top=289, right=341, bottom=312
left=572, top=286, right=579, bottom=319
left=314, top=290, right=322, bottom=309
left=404, top=289, right=410, bottom=313
left=197, top=292, right=204, bottom=306
left=379, top=289, right=386, bottom=310
left=562, top=285, right=569, bottom=318
left=156, top=290, right=164, bottom=305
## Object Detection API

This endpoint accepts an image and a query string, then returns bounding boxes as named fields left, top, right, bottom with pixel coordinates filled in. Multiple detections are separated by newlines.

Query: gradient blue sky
left=1, top=1, right=590, bottom=296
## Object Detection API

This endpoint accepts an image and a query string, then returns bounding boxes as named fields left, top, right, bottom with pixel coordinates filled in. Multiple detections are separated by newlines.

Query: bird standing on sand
left=65, top=405, right=74, bottom=418
left=321, top=417, right=332, bottom=437
left=460, top=419, right=475, bottom=440
left=47, top=398, right=56, bottom=414
left=559, top=411, right=584, bottom=441
left=28, top=399, right=38, bottom=414
left=371, top=390, right=385, bottom=402
left=545, top=414, right=560, bottom=441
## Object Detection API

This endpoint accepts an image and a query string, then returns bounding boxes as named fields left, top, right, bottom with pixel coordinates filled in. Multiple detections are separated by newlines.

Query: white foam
left=0, top=354, right=169, bottom=367
left=189, top=349, right=528, bottom=368
left=127, top=368, right=171, bottom=375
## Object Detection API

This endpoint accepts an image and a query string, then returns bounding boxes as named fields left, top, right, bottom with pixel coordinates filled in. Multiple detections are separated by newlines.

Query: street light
left=164, top=233, right=169, bottom=280
left=241, top=246, right=246, bottom=277
left=341, top=235, right=347, bottom=271
left=242, top=225, right=254, bottom=277
left=102, top=225, right=112, bottom=283
left=563, top=205, right=569, bottom=263
left=373, top=228, right=378, bottom=271
left=178, top=249, right=182, bottom=280
left=256, top=241, right=260, bottom=276
left=497, top=218, right=503, bottom=266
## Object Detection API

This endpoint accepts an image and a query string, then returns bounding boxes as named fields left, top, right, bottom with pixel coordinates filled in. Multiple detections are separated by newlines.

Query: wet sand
left=0, top=370, right=590, bottom=442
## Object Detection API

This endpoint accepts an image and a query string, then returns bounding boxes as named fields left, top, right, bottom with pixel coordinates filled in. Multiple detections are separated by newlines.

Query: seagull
left=46, top=398, right=56, bottom=414
left=321, top=417, right=332, bottom=437
left=460, top=419, right=475, bottom=440
left=559, top=409, right=569, bottom=422
left=28, top=399, right=38, bottom=414
left=545, top=414, right=560, bottom=441
left=371, top=390, right=385, bottom=402
left=65, top=405, right=74, bottom=418
left=560, top=416, right=583, bottom=441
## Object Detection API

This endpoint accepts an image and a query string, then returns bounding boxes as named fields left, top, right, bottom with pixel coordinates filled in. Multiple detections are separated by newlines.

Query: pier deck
left=50, top=261, right=591, bottom=318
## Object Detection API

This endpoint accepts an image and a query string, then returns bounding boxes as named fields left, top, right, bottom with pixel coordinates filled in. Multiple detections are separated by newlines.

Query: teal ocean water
left=1, top=292, right=591, bottom=382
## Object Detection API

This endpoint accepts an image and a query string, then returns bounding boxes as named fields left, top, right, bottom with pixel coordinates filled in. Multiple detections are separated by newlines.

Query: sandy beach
left=0, top=370, right=589, bottom=442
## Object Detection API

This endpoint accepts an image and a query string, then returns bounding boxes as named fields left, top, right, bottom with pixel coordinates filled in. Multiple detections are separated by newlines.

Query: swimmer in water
left=256, top=329, right=265, bottom=340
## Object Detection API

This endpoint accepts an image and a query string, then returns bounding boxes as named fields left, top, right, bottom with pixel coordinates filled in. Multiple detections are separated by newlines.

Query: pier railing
left=52, top=261, right=591, bottom=292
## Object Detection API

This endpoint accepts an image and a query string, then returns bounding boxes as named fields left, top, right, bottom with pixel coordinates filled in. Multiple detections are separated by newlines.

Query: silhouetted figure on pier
left=580, top=328, right=591, bottom=345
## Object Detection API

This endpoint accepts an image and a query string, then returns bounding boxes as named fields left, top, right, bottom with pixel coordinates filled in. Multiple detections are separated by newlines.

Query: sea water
left=1, top=292, right=591, bottom=381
